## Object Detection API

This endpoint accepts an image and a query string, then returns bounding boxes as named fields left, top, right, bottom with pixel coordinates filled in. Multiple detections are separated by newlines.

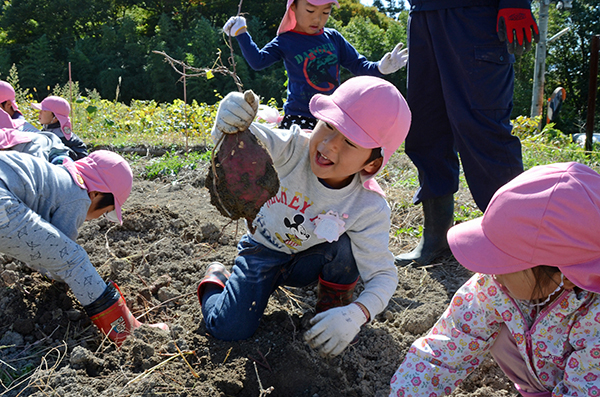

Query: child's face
left=0, top=101, right=14, bottom=116
left=309, top=120, right=381, bottom=188
left=38, top=110, right=56, bottom=125
left=493, top=269, right=570, bottom=302
left=291, top=0, right=333, bottom=34
left=86, top=192, right=116, bottom=221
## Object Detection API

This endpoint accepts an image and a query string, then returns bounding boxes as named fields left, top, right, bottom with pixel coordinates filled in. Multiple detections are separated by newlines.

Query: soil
left=0, top=151, right=519, bottom=397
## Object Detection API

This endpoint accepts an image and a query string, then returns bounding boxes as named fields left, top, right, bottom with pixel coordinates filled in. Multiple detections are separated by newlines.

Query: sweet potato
left=206, top=129, right=279, bottom=231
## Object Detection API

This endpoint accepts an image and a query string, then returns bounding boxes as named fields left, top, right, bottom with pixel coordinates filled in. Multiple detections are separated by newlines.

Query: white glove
left=212, top=90, right=259, bottom=142
left=304, top=303, right=367, bottom=357
left=223, top=16, right=247, bottom=37
left=377, top=42, right=408, bottom=75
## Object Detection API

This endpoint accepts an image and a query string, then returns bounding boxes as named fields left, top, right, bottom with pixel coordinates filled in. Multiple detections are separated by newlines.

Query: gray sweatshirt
left=0, top=151, right=90, bottom=240
left=246, top=123, right=398, bottom=318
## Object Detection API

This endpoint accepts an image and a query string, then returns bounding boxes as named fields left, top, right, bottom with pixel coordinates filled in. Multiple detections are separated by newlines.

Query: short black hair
left=364, top=148, right=382, bottom=165
left=96, top=192, right=115, bottom=209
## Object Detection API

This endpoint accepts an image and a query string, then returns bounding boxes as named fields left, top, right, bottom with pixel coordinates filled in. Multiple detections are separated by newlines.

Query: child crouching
left=390, top=162, right=600, bottom=396
left=0, top=150, right=168, bottom=345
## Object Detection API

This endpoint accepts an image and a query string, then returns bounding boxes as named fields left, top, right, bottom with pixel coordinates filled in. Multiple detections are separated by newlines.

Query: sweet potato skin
left=206, top=130, right=280, bottom=230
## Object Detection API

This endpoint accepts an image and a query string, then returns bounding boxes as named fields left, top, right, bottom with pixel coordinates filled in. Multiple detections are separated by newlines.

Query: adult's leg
left=397, top=12, right=458, bottom=266
left=432, top=6, right=523, bottom=211
left=404, top=11, right=460, bottom=204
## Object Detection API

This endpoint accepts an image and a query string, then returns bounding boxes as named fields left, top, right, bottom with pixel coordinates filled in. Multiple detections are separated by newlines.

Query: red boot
left=85, top=281, right=168, bottom=346
left=315, top=275, right=359, bottom=314
left=197, top=262, right=231, bottom=306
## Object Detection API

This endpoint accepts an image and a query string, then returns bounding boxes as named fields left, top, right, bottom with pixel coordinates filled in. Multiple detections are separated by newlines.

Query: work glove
left=304, top=303, right=367, bottom=357
left=496, top=8, right=539, bottom=56
left=212, top=90, right=259, bottom=142
left=223, top=16, right=247, bottom=37
left=377, top=42, right=408, bottom=75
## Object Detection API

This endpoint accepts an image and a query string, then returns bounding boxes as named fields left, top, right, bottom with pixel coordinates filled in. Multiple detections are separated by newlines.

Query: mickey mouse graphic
left=275, top=213, right=311, bottom=250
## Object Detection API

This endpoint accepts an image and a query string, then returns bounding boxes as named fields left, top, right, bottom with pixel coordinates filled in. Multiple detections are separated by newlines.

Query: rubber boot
left=84, top=281, right=169, bottom=346
left=197, top=262, right=231, bottom=307
left=315, top=276, right=359, bottom=314
left=394, top=194, right=454, bottom=267
left=315, top=276, right=361, bottom=344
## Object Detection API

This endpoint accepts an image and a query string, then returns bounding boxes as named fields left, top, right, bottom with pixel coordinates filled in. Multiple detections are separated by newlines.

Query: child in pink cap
left=197, top=75, right=411, bottom=358
left=0, top=80, right=39, bottom=132
left=31, top=96, right=88, bottom=160
left=0, top=150, right=168, bottom=346
left=0, top=127, right=75, bottom=164
left=222, top=0, right=408, bottom=130
left=390, top=162, right=600, bottom=396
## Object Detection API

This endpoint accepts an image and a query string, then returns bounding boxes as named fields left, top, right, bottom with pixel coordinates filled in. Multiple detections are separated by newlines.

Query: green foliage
left=511, top=116, right=600, bottom=169
left=143, top=150, right=209, bottom=179
left=0, top=0, right=409, bottom=107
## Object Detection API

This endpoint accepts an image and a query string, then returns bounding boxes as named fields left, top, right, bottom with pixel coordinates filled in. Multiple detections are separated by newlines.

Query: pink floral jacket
left=389, top=273, right=600, bottom=397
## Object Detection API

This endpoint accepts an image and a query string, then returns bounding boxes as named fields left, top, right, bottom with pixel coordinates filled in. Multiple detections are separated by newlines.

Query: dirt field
left=0, top=150, right=518, bottom=396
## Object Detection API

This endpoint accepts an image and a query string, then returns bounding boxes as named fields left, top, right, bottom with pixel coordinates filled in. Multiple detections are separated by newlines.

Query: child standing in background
left=31, top=96, right=88, bottom=160
left=0, top=150, right=168, bottom=345
left=390, top=162, right=600, bottom=396
left=223, top=0, right=407, bottom=130
left=0, top=80, right=39, bottom=132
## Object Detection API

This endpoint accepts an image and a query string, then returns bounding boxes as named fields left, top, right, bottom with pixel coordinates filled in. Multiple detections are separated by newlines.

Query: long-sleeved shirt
left=241, top=123, right=398, bottom=318
left=2, top=129, right=75, bottom=162
left=42, top=122, right=88, bottom=160
left=389, top=273, right=600, bottom=396
left=0, top=151, right=89, bottom=240
left=236, top=28, right=382, bottom=119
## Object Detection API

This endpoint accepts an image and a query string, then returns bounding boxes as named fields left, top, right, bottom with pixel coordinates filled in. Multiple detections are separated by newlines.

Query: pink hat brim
left=310, top=94, right=379, bottom=149
left=448, top=213, right=600, bottom=294
left=277, top=0, right=339, bottom=35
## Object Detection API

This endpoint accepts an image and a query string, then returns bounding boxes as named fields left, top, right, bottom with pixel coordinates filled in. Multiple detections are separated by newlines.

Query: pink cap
left=0, top=108, right=25, bottom=130
left=310, top=75, right=411, bottom=172
left=277, top=0, right=339, bottom=35
left=0, top=81, right=19, bottom=111
left=0, top=128, right=33, bottom=148
left=63, top=150, right=133, bottom=224
left=31, top=96, right=73, bottom=140
left=448, top=162, right=600, bottom=293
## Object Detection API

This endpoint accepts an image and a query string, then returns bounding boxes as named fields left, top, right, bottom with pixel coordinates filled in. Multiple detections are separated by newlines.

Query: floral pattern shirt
left=389, top=273, right=600, bottom=397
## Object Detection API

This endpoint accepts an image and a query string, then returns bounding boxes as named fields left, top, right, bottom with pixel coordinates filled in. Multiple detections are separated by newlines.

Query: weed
left=143, top=151, right=209, bottom=180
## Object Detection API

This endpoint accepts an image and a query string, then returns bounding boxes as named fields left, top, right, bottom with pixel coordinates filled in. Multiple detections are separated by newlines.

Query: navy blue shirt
left=237, top=28, right=382, bottom=118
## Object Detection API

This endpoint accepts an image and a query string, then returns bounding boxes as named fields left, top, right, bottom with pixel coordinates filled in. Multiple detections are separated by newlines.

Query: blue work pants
left=405, top=6, right=523, bottom=211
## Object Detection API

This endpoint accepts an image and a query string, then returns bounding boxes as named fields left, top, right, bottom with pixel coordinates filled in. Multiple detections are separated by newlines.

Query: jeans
left=202, top=233, right=358, bottom=340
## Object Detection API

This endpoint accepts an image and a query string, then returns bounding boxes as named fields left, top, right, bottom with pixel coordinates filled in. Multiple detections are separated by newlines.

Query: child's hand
left=304, top=303, right=367, bottom=357
left=213, top=90, right=259, bottom=139
left=377, top=42, right=408, bottom=75
left=223, top=16, right=247, bottom=37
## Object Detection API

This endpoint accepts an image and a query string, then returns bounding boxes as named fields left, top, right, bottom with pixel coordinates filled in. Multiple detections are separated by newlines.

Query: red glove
left=497, top=8, right=539, bottom=55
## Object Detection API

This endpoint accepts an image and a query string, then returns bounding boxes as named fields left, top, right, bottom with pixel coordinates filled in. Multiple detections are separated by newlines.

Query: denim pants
left=202, top=233, right=359, bottom=340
